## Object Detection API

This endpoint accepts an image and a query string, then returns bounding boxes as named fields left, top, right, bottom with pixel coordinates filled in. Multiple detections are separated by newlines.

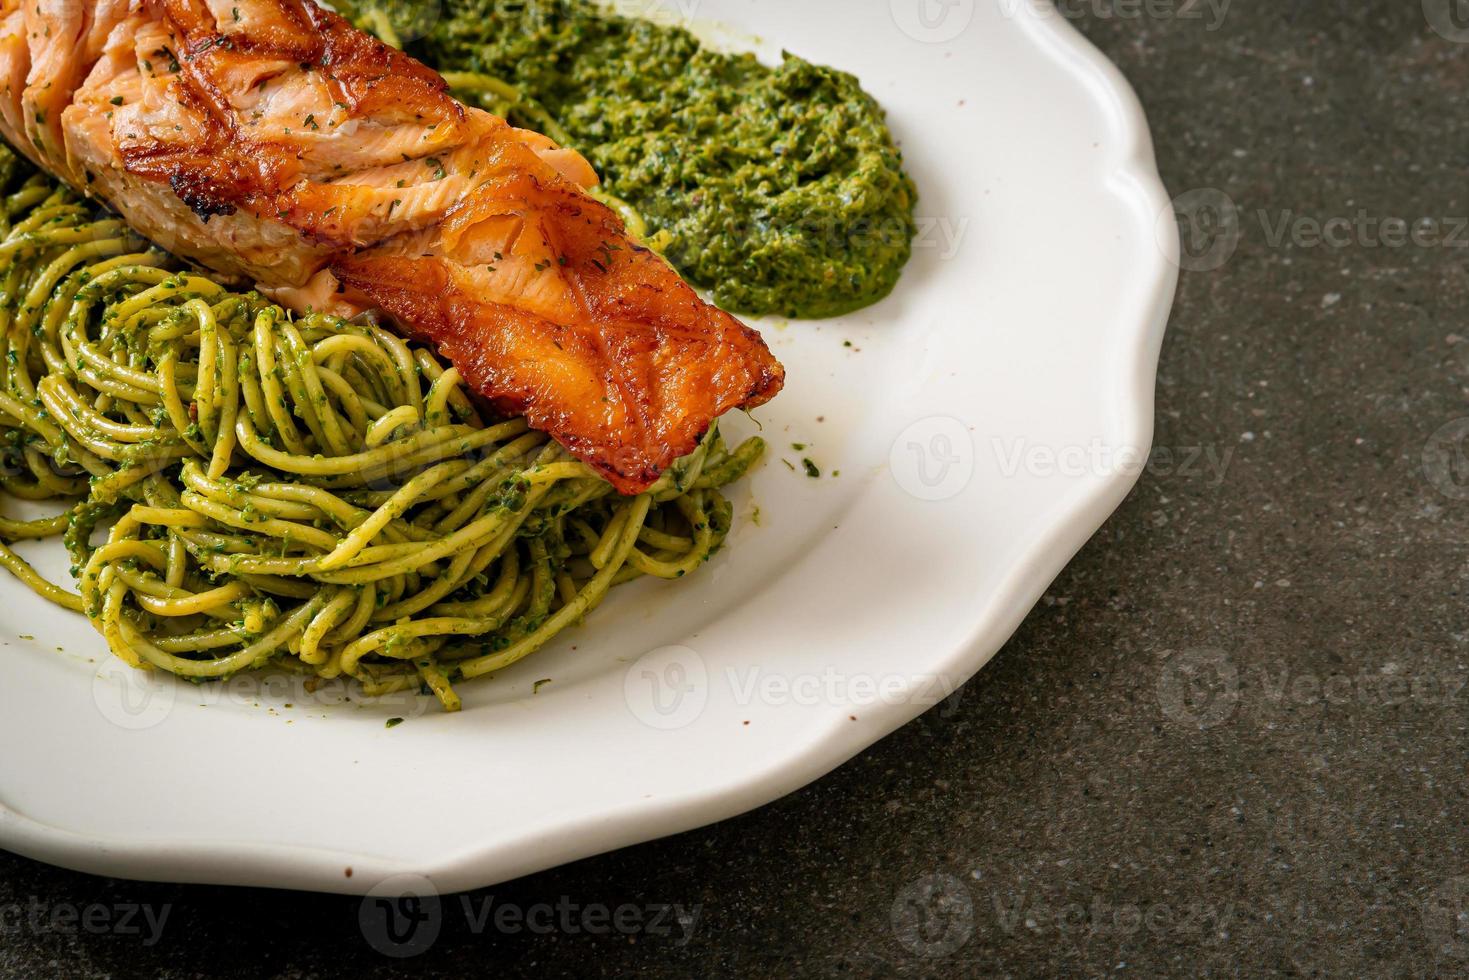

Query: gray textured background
left=3, top=1, right=1468, bottom=976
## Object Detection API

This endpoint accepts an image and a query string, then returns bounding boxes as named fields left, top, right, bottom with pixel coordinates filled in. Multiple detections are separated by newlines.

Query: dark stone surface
left=3, top=2, right=1468, bottom=976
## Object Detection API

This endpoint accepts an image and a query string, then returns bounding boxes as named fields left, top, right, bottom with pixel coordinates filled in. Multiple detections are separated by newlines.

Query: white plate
left=0, top=0, right=1176, bottom=894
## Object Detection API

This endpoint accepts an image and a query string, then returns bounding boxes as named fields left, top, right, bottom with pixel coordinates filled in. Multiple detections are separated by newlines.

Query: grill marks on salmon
left=333, top=174, right=782, bottom=491
left=0, top=0, right=784, bottom=493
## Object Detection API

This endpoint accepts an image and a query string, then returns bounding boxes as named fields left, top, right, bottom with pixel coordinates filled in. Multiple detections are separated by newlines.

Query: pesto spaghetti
left=0, top=152, right=763, bottom=711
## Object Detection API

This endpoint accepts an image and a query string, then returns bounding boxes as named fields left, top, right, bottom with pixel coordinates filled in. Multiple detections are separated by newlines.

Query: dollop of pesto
left=341, top=0, right=918, bottom=319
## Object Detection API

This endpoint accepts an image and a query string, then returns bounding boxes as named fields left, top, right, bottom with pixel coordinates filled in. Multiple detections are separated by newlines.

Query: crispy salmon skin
left=0, top=0, right=784, bottom=493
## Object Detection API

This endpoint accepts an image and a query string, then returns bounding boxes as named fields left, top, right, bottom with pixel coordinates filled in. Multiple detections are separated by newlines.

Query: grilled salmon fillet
left=0, top=0, right=784, bottom=493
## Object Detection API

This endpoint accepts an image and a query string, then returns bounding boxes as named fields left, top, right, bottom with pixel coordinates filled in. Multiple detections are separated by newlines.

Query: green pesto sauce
left=0, top=141, right=25, bottom=193
left=342, top=0, right=918, bottom=319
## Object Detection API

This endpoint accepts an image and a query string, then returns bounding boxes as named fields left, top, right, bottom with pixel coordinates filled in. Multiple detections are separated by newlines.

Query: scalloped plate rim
left=0, top=1, right=1178, bottom=894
